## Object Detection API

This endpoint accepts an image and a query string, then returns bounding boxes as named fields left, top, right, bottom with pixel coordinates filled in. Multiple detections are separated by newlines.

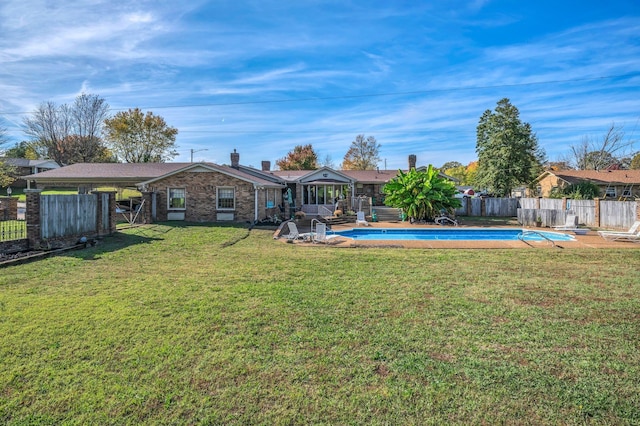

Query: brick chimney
left=230, top=149, right=240, bottom=169
left=408, top=154, right=417, bottom=170
left=261, top=160, right=271, bottom=171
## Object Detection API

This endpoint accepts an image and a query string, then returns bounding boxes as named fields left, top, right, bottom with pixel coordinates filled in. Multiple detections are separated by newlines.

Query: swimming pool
left=331, top=228, right=576, bottom=242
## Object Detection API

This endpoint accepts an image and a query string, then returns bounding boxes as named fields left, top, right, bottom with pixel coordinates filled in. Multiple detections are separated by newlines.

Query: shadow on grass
left=62, top=230, right=166, bottom=261
left=67, top=221, right=255, bottom=260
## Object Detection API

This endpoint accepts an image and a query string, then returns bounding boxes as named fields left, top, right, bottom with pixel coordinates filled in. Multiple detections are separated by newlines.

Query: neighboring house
left=24, top=151, right=455, bottom=222
left=532, top=169, right=640, bottom=199
left=0, top=158, right=60, bottom=187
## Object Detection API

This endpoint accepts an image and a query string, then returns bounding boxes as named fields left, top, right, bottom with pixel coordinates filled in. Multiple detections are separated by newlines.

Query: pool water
left=332, top=228, right=576, bottom=242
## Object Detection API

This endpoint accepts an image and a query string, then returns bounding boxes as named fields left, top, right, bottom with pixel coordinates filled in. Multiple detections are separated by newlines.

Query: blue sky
left=1, top=0, right=639, bottom=169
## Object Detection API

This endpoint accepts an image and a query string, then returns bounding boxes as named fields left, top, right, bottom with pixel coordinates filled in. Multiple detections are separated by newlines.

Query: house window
left=265, top=188, right=275, bottom=208
left=168, top=188, right=185, bottom=209
left=622, top=188, right=632, bottom=197
left=217, top=187, right=235, bottom=210
left=605, top=187, right=616, bottom=198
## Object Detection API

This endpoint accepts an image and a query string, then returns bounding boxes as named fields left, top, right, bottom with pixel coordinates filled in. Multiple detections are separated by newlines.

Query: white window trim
left=605, top=187, right=616, bottom=197
left=217, top=186, right=235, bottom=211
left=168, top=187, right=186, bottom=210
left=265, top=188, right=275, bottom=208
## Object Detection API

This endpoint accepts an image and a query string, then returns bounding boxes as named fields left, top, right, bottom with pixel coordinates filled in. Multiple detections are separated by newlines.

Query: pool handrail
left=518, top=229, right=556, bottom=247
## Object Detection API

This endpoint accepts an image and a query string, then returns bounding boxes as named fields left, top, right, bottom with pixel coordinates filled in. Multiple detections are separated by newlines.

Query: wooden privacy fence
left=453, top=196, right=638, bottom=230
left=24, top=190, right=117, bottom=251
left=40, top=194, right=98, bottom=239
left=454, top=197, right=519, bottom=217
left=517, top=198, right=638, bottom=229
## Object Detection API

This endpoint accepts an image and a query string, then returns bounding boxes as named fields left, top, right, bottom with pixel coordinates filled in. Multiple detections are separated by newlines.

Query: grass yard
left=1, top=223, right=639, bottom=424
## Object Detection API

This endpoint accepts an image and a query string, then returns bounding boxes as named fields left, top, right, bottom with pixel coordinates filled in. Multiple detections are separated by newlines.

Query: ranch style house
left=24, top=151, right=441, bottom=223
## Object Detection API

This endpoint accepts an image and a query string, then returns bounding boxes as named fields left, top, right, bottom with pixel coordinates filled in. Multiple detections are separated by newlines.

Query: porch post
left=141, top=191, right=155, bottom=224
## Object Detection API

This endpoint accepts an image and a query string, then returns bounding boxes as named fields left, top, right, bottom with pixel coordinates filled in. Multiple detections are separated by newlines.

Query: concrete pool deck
left=278, top=220, right=640, bottom=249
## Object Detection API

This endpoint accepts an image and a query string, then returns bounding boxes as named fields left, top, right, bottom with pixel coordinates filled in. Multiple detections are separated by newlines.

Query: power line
left=1, top=72, right=638, bottom=116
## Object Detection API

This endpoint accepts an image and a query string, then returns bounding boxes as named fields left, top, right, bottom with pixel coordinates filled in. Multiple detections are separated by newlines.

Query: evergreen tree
left=475, top=98, right=545, bottom=196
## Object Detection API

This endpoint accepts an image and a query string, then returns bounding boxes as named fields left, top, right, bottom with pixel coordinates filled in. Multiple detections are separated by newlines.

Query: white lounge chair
left=597, top=221, right=640, bottom=242
left=553, top=214, right=578, bottom=230
left=356, top=211, right=369, bottom=226
left=313, top=223, right=342, bottom=244
left=283, top=221, right=301, bottom=241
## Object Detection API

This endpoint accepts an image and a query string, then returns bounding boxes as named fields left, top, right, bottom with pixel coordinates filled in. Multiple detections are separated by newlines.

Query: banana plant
left=383, top=165, right=461, bottom=221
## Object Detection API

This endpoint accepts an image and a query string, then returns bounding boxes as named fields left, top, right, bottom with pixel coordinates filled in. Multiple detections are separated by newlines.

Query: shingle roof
left=25, top=162, right=188, bottom=180
left=552, top=170, right=640, bottom=185
left=26, top=162, right=286, bottom=187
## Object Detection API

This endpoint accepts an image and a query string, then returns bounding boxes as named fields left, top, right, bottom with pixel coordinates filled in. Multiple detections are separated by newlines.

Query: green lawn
left=1, top=223, right=639, bottom=424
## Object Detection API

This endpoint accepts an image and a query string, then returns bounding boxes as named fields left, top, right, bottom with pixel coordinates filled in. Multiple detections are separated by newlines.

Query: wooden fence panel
left=485, top=198, right=519, bottom=216
left=517, top=208, right=567, bottom=227
left=567, top=200, right=596, bottom=226
left=41, top=194, right=97, bottom=239
left=519, top=198, right=537, bottom=209
left=540, top=198, right=563, bottom=210
left=600, top=200, right=637, bottom=229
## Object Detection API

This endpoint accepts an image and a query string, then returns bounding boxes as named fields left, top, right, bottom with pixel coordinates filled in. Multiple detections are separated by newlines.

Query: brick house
left=532, top=169, right=640, bottom=199
left=139, top=162, right=285, bottom=222
left=24, top=152, right=456, bottom=222
left=25, top=153, right=286, bottom=223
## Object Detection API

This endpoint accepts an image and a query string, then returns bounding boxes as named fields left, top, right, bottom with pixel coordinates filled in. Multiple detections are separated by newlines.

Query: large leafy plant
left=383, top=165, right=462, bottom=221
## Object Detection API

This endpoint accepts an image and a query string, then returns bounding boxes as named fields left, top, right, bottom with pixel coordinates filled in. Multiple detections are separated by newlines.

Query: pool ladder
left=518, top=229, right=556, bottom=247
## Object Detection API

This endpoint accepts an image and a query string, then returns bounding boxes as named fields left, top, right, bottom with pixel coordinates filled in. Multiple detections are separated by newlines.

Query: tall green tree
left=275, top=144, right=319, bottom=170
left=475, top=98, right=545, bottom=196
left=383, top=165, right=461, bottom=221
left=439, top=161, right=463, bottom=171
left=103, top=108, right=178, bottom=163
left=341, top=135, right=381, bottom=170
left=3, top=141, right=39, bottom=159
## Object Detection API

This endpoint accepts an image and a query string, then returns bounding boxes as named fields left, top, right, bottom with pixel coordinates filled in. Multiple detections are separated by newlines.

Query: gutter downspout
left=254, top=185, right=259, bottom=223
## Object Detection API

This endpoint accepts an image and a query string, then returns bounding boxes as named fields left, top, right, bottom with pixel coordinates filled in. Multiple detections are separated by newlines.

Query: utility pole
left=190, top=148, right=208, bottom=162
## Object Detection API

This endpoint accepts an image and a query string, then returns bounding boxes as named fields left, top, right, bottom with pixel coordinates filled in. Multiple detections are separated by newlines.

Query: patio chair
left=597, top=221, right=640, bottom=242
left=553, top=214, right=578, bottom=230
left=356, top=211, right=369, bottom=226
left=313, top=223, right=342, bottom=244
left=283, top=221, right=301, bottom=241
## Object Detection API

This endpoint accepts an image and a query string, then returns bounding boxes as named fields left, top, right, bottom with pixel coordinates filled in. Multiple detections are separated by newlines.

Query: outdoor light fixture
left=6, top=187, right=12, bottom=197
